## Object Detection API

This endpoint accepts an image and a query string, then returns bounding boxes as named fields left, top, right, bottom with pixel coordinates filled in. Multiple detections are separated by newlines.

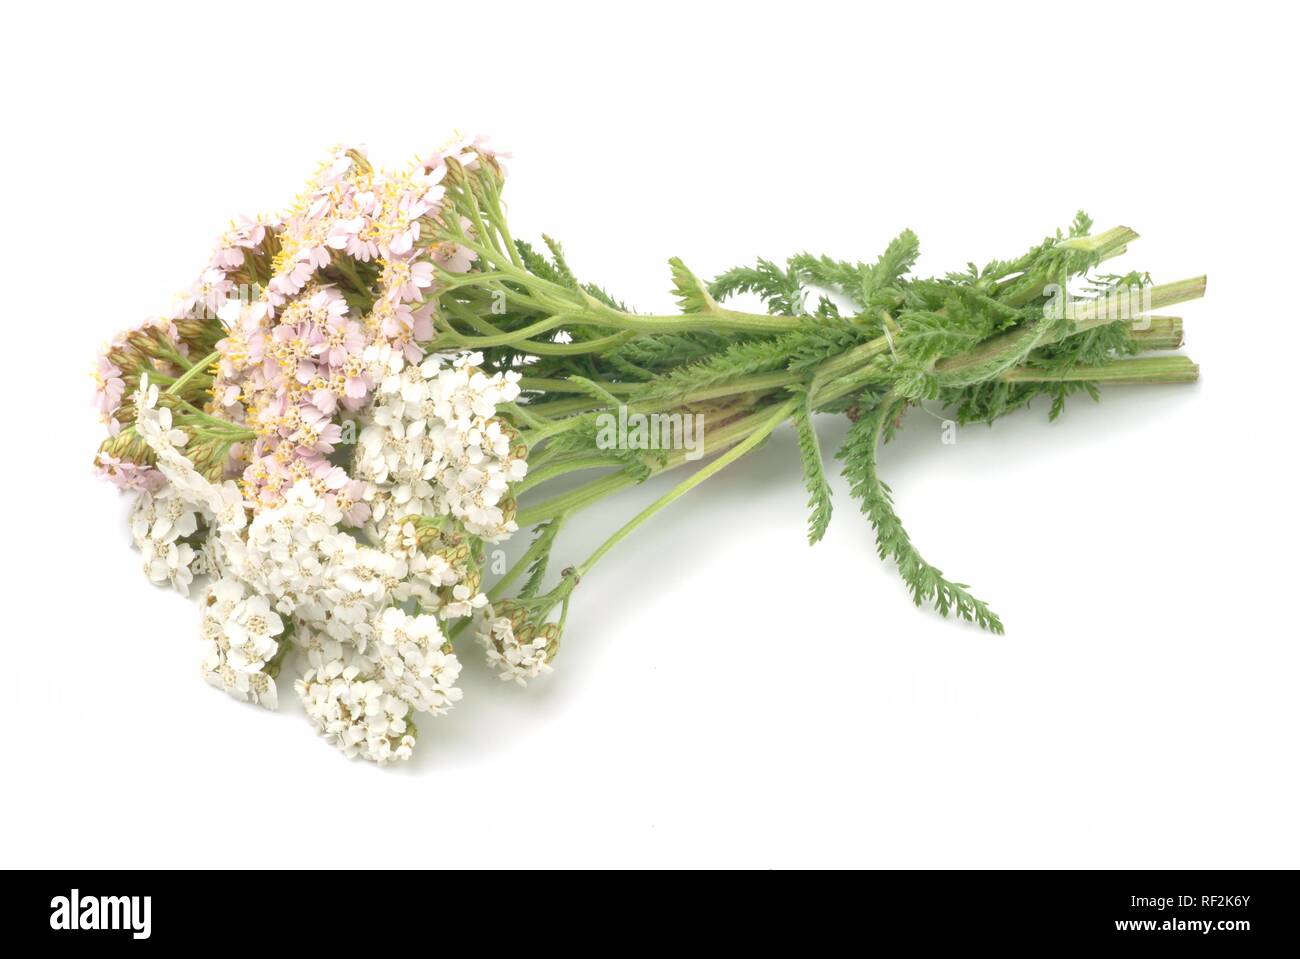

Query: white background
left=4, top=1, right=1297, bottom=868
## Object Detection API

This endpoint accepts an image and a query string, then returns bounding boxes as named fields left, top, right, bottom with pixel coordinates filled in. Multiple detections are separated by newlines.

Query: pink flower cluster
left=93, top=315, right=196, bottom=491
left=93, top=355, right=127, bottom=432
left=93, top=316, right=193, bottom=435
left=93, top=137, right=506, bottom=521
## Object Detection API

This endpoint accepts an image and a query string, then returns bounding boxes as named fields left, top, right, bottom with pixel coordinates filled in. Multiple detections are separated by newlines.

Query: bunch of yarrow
left=92, top=135, right=1205, bottom=763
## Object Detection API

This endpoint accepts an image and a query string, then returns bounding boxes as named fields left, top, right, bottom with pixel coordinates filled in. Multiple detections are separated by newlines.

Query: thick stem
left=998, top=355, right=1199, bottom=385
left=516, top=402, right=794, bottom=526
left=1129, top=315, right=1184, bottom=350
left=999, top=226, right=1139, bottom=307
left=522, top=369, right=799, bottom=424
left=936, top=276, right=1207, bottom=379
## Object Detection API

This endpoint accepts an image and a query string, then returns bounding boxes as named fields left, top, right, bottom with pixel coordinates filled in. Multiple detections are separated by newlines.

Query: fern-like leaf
left=793, top=397, right=833, bottom=544
left=565, top=375, right=623, bottom=411
left=862, top=229, right=920, bottom=301
left=838, top=397, right=1004, bottom=633
left=669, top=257, right=720, bottom=314
left=709, top=259, right=807, bottom=315
left=519, top=519, right=563, bottom=599
left=790, top=253, right=869, bottom=306
left=897, top=310, right=984, bottom=363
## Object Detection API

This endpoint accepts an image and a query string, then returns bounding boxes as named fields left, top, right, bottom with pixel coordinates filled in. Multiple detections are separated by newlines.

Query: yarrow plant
left=93, top=135, right=1205, bottom=763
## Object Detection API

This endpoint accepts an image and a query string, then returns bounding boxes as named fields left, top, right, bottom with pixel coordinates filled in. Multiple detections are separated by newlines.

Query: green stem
left=488, top=515, right=567, bottom=602
left=520, top=376, right=638, bottom=395
left=165, top=350, right=220, bottom=395
left=480, top=173, right=525, bottom=269
left=512, top=455, right=625, bottom=495
left=517, top=472, right=634, bottom=527
left=173, top=398, right=256, bottom=437
left=1129, top=315, right=1184, bottom=351
left=521, top=369, right=801, bottom=442
left=998, top=355, right=1199, bottom=385
left=573, top=397, right=798, bottom=578
left=934, top=276, right=1207, bottom=384
left=998, top=226, right=1139, bottom=307
left=438, top=225, right=810, bottom=336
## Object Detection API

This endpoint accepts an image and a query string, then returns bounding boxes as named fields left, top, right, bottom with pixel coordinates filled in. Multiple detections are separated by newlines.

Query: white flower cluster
left=124, top=352, right=536, bottom=764
left=373, top=607, right=463, bottom=715
left=129, top=378, right=249, bottom=596
left=222, top=480, right=470, bottom=761
left=356, top=350, right=527, bottom=543
left=295, top=650, right=417, bottom=764
left=475, top=605, right=555, bottom=686
left=200, top=577, right=282, bottom=708
left=130, top=487, right=200, bottom=595
left=222, top=482, right=404, bottom=642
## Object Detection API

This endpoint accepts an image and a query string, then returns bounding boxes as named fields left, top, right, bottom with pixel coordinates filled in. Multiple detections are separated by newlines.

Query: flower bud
left=98, top=430, right=155, bottom=468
